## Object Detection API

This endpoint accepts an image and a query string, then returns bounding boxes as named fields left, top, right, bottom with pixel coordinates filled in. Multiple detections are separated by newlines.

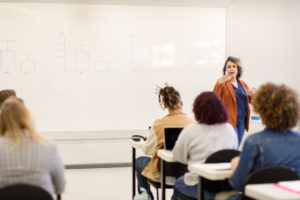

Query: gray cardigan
left=0, top=133, right=65, bottom=195
left=172, top=122, right=238, bottom=185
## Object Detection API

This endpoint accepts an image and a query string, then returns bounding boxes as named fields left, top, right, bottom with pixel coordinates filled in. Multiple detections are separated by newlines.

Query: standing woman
left=0, top=97, right=65, bottom=196
left=213, top=56, right=255, bottom=145
left=135, top=84, right=193, bottom=200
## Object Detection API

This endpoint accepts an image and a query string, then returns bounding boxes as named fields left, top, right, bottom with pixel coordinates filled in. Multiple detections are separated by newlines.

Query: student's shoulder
left=40, top=140, right=58, bottom=152
left=153, top=118, right=163, bottom=127
left=182, top=122, right=198, bottom=130
left=180, top=123, right=201, bottom=135
left=220, top=123, right=235, bottom=131
left=152, top=114, right=174, bottom=126
left=244, top=129, right=272, bottom=145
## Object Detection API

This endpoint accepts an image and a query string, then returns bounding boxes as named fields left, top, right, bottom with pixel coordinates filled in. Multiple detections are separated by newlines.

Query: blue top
left=232, top=81, right=247, bottom=118
left=230, top=128, right=300, bottom=191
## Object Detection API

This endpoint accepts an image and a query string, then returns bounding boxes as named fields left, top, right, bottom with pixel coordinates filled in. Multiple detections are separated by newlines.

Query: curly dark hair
left=0, top=89, right=16, bottom=108
left=157, top=84, right=181, bottom=110
left=193, top=92, right=228, bottom=125
left=253, top=83, right=300, bottom=131
left=222, top=56, right=243, bottom=79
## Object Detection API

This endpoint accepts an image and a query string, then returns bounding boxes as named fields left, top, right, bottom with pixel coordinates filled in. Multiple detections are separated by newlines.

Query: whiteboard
left=0, top=3, right=225, bottom=132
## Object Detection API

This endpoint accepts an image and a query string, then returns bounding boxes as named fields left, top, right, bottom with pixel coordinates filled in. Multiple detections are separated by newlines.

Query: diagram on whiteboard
left=58, top=32, right=109, bottom=73
left=0, top=40, right=36, bottom=74
left=0, top=40, right=16, bottom=73
left=21, top=54, right=36, bottom=73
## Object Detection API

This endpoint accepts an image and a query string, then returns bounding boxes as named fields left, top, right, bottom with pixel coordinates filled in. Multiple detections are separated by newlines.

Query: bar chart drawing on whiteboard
left=0, top=40, right=16, bottom=73
left=58, top=32, right=109, bottom=73
left=21, top=54, right=36, bottom=74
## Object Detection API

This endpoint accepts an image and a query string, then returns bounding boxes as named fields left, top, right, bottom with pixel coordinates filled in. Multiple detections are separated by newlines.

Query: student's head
left=193, top=92, right=228, bottom=125
left=253, top=83, right=300, bottom=132
left=0, top=89, right=16, bottom=108
left=158, top=84, right=182, bottom=111
left=0, top=97, right=43, bottom=145
left=222, top=56, right=243, bottom=79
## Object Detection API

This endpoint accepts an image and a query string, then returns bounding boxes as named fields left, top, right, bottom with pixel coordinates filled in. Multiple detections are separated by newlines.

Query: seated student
left=0, top=89, right=16, bottom=107
left=135, top=84, right=193, bottom=200
left=0, top=97, right=65, bottom=196
left=171, top=92, right=238, bottom=200
left=224, top=83, right=300, bottom=200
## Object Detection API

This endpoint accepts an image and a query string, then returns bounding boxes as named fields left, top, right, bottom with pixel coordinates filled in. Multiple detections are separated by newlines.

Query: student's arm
left=50, top=145, right=66, bottom=194
left=142, top=127, right=157, bottom=155
left=172, top=127, right=190, bottom=164
left=230, top=139, right=258, bottom=191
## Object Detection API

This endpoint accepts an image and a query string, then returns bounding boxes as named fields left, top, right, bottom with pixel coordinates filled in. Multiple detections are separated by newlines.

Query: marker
left=225, top=66, right=227, bottom=74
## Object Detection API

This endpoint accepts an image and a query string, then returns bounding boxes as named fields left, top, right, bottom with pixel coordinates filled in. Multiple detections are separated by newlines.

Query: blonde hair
left=0, top=97, right=44, bottom=145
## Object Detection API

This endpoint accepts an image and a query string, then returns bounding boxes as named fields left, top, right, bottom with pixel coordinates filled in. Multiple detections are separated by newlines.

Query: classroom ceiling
left=0, top=0, right=233, bottom=7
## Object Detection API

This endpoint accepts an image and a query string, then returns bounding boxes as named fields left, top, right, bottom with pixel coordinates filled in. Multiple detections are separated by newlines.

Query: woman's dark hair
left=157, top=84, right=181, bottom=110
left=193, top=92, right=228, bottom=125
left=0, top=89, right=16, bottom=108
left=222, top=56, right=243, bottom=79
left=253, top=83, right=300, bottom=131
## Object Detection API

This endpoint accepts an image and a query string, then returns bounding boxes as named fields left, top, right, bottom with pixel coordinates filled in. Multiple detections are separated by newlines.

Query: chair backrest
left=244, top=166, right=300, bottom=186
left=163, top=127, right=184, bottom=150
left=0, top=184, right=54, bottom=200
left=160, top=127, right=186, bottom=178
left=242, top=166, right=300, bottom=200
left=205, top=149, right=240, bottom=163
left=203, top=149, right=240, bottom=193
left=158, top=158, right=188, bottom=178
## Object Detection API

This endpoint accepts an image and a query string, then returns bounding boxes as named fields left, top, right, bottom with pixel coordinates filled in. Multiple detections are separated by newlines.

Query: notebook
left=163, top=127, right=184, bottom=151
left=274, top=180, right=300, bottom=194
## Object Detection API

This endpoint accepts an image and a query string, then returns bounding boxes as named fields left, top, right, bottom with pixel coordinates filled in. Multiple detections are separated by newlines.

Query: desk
left=129, top=139, right=145, bottom=200
left=245, top=183, right=300, bottom=200
left=157, top=149, right=176, bottom=200
left=189, top=163, right=233, bottom=200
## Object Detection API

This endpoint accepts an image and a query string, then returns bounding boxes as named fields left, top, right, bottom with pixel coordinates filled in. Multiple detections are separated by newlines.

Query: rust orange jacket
left=213, top=79, right=251, bottom=131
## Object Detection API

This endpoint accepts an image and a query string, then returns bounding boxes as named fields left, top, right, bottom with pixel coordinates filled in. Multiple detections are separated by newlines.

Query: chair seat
left=0, top=184, right=54, bottom=200
left=177, top=193, right=197, bottom=200
left=148, top=179, right=174, bottom=189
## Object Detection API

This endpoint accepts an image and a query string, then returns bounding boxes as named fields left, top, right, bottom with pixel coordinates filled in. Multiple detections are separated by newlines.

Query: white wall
left=44, top=130, right=147, bottom=165
left=226, top=0, right=300, bottom=92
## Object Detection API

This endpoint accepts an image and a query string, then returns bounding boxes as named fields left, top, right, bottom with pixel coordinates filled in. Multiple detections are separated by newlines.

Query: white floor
left=63, top=167, right=173, bottom=200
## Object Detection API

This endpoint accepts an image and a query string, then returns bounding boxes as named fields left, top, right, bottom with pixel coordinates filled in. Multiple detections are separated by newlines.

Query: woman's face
left=226, top=61, right=238, bottom=78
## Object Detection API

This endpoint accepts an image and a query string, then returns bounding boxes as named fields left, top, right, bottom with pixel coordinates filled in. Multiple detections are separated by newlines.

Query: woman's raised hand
left=217, top=74, right=232, bottom=84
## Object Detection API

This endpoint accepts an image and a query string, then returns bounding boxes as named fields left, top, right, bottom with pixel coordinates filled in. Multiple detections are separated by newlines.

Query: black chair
left=0, top=184, right=61, bottom=200
left=148, top=159, right=188, bottom=200
left=177, top=149, right=240, bottom=200
left=205, top=149, right=240, bottom=163
left=242, top=166, right=300, bottom=200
